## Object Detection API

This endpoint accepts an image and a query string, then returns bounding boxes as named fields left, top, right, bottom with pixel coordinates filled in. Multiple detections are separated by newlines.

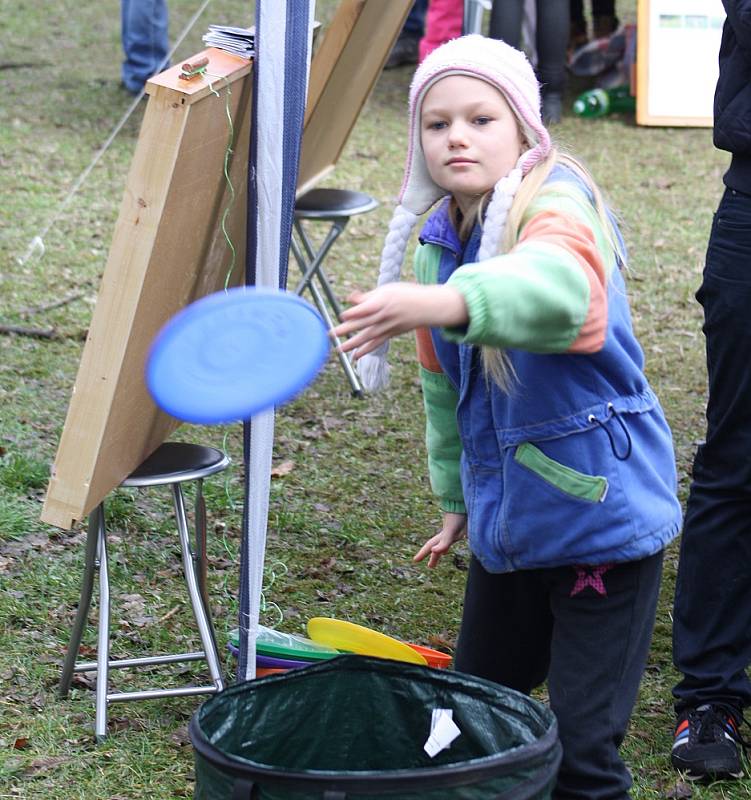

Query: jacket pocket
left=514, top=442, right=608, bottom=503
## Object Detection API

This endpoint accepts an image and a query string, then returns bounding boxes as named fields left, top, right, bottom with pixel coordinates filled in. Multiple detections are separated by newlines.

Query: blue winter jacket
left=414, top=167, right=682, bottom=573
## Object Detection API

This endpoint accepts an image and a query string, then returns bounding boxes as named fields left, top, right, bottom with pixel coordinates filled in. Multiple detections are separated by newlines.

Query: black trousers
left=570, top=0, right=616, bottom=23
left=455, top=551, right=664, bottom=800
left=489, top=1, right=569, bottom=94
left=672, top=188, right=751, bottom=712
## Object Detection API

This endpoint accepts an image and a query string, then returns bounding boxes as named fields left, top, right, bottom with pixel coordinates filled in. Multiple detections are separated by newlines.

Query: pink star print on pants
left=570, top=564, right=613, bottom=597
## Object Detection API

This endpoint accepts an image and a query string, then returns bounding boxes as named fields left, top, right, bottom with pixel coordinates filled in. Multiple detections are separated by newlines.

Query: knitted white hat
left=357, top=35, right=552, bottom=391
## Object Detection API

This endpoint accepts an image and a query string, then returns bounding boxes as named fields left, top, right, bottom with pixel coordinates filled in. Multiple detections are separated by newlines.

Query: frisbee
left=256, top=653, right=314, bottom=670
left=255, top=667, right=287, bottom=677
left=307, top=618, right=427, bottom=666
left=230, top=625, right=341, bottom=662
left=146, top=288, right=329, bottom=424
left=406, top=643, right=452, bottom=669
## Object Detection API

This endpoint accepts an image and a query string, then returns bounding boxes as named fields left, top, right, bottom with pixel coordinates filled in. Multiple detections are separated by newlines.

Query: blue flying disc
left=146, top=288, right=329, bottom=424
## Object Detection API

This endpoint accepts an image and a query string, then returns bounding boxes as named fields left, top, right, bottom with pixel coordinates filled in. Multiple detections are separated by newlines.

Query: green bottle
left=572, top=86, right=635, bottom=118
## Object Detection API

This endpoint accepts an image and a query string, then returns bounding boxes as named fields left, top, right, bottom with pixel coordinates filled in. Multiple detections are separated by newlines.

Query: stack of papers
left=202, top=25, right=255, bottom=59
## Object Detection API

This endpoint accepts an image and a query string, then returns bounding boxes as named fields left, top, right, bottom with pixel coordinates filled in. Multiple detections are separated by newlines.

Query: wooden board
left=298, top=0, right=412, bottom=195
left=636, top=0, right=725, bottom=127
left=42, top=50, right=252, bottom=529
left=42, top=0, right=411, bottom=529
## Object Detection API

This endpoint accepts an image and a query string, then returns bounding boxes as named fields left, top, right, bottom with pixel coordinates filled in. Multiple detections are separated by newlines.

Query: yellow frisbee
left=307, top=617, right=428, bottom=665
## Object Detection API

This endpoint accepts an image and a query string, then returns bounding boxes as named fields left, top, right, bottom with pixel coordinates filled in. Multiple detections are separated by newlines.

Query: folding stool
left=58, top=441, right=230, bottom=740
left=291, top=187, right=379, bottom=397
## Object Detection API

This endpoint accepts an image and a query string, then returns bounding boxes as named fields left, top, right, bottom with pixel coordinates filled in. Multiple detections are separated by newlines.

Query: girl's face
left=420, top=75, right=525, bottom=214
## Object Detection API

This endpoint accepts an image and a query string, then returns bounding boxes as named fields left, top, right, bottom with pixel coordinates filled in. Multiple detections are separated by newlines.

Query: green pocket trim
left=514, top=442, right=608, bottom=503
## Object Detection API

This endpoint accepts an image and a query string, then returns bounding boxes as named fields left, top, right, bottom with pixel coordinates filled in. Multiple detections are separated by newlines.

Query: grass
left=0, top=0, right=744, bottom=797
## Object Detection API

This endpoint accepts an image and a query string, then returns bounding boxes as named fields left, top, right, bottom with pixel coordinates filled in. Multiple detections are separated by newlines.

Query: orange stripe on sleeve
left=517, top=210, right=609, bottom=353
left=415, top=327, right=443, bottom=373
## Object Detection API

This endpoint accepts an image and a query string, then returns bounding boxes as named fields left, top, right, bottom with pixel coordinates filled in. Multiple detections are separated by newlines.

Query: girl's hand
left=332, top=283, right=467, bottom=359
left=414, top=512, right=467, bottom=569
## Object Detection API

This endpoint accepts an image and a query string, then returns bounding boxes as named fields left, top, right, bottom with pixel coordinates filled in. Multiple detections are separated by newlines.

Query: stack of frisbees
left=228, top=619, right=452, bottom=676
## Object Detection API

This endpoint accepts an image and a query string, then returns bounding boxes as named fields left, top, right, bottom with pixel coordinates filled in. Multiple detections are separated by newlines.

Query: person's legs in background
left=533, top=0, right=568, bottom=124
left=591, top=0, right=619, bottom=39
left=671, top=187, right=751, bottom=781
left=121, top=0, right=169, bottom=94
left=385, top=0, right=428, bottom=69
left=488, top=0, right=566, bottom=124
left=419, top=0, right=464, bottom=63
left=569, top=0, right=589, bottom=52
left=488, top=0, right=523, bottom=49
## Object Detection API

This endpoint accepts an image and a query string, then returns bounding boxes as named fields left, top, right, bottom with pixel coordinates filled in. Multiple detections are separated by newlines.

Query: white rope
left=18, top=0, right=215, bottom=265
left=477, top=164, right=523, bottom=261
left=356, top=204, right=419, bottom=392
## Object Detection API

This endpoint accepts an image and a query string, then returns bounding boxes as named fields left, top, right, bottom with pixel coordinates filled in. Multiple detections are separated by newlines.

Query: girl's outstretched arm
left=414, top=511, right=467, bottom=569
left=332, top=283, right=467, bottom=360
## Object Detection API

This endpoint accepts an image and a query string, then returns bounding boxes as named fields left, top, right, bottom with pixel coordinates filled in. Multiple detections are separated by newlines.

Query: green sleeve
left=420, top=365, right=466, bottom=514
left=414, top=241, right=465, bottom=513
left=443, top=182, right=612, bottom=352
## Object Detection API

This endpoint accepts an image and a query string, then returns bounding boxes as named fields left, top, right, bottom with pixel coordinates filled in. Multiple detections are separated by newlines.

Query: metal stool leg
left=194, top=478, right=208, bottom=607
left=290, top=236, right=364, bottom=397
left=193, top=479, right=219, bottom=656
left=59, top=505, right=102, bottom=698
left=94, top=508, right=111, bottom=741
left=171, top=484, right=224, bottom=692
left=293, top=220, right=348, bottom=320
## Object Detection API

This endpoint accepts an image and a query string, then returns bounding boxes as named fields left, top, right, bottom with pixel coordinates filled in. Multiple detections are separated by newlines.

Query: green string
left=204, top=72, right=239, bottom=519
left=205, top=70, right=238, bottom=292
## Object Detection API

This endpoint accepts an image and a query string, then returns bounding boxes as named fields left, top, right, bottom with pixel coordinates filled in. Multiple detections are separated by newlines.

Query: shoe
left=384, top=35, right=420, bottom=69
left=542, top=92, right=563, bottom=125
left=671, top=703, right=746, bottom=781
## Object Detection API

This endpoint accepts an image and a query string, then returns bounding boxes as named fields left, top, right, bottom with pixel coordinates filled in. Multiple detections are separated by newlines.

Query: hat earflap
left=356, top=204, right=419, bottom=392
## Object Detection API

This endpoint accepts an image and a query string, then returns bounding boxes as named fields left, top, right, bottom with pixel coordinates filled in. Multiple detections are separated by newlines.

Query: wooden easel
left=41, top=0, right=412, bottom=529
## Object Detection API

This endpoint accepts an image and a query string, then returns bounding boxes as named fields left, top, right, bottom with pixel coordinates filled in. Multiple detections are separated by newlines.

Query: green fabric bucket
left=190, top=655, right=561, bottom=799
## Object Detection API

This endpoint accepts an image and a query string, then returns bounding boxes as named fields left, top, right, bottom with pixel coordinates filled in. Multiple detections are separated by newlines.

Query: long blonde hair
left=464, top=146, right=624, bottom=390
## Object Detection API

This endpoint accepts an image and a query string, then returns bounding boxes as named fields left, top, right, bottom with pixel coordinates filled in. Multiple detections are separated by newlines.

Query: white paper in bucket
left=424, top=708, right=461, bottom=757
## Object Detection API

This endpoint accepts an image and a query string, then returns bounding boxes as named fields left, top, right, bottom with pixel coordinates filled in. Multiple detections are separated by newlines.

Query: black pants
left=672, top=188, right=751, bottom=712
left=455, top=552, right=664, bottom=800
left=570, top=0, right=616, bottom=23
left=489, top=1, right=568, bottom=94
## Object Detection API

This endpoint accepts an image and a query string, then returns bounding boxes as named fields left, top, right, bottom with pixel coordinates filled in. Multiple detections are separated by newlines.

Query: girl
left=333, top=35, right=682, bottom=800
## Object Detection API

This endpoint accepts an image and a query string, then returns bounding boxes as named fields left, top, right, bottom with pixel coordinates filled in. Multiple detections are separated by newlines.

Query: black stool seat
left=123, top=442, right=230, bottom=487
left=295, top=188, right=379, bottom=219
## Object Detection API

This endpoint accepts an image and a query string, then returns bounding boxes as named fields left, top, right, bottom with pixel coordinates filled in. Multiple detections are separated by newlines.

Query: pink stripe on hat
left=399, top=35, right=551, bottom=215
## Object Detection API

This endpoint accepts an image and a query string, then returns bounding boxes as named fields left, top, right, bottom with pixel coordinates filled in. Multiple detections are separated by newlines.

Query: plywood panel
left=43, top=0, right=409, bottom=528
left=297, top=0, right=413, bottom=194
left=42, top=51, right=252, bottom=528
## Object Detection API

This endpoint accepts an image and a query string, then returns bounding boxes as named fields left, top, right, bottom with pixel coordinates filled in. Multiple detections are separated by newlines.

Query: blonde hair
left=478, top=146, right=624, bottom=390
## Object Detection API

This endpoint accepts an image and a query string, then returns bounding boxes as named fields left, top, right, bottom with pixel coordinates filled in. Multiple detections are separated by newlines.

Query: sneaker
left=671, top=703, right=746, bottom=780
left=384, top=35, right=420, bottom=70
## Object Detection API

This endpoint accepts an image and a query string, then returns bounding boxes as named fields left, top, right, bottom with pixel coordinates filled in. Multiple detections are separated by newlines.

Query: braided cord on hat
left=477, top=161, right=524, bottom=261
left=356, top=204, right=419, bottom=391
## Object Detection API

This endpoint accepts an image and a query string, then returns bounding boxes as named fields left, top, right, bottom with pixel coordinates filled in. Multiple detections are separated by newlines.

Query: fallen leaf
left=664, top=780, right=693, bottom=799
left=270, top=460, right=295, bottom=478
left=24, top=755, right=72, bottom=775
left=13, top=737, right=30, bottom=750
left=428, top=633, right=455, bottom=651
left=171, top=725, right=191, bottom=746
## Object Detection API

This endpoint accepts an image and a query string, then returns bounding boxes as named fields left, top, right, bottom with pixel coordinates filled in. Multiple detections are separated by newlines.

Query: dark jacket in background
left=715, top=1, right=751, bottom=192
